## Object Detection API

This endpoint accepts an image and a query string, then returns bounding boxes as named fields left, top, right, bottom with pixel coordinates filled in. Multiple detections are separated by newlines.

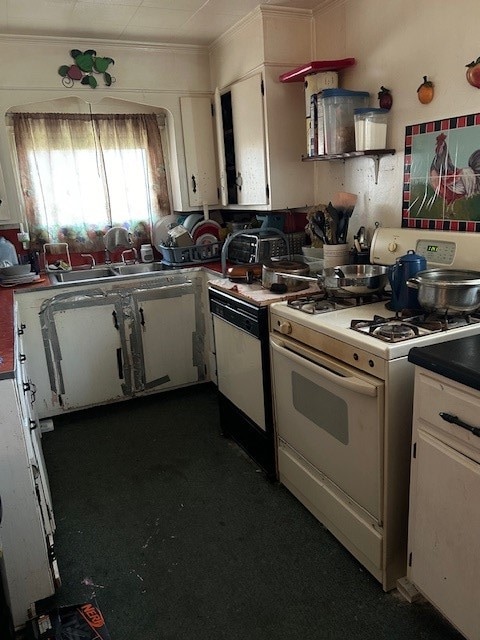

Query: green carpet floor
left=39, top=383, right=462, bottom=640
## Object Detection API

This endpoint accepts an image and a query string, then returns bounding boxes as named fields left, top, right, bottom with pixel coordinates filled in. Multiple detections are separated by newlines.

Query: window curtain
left=12, top=112, right=171, bottom=252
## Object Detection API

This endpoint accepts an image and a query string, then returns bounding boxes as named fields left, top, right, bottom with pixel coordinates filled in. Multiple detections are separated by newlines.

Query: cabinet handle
left=439, top=412, right=480, bottom=437
left=139, top=307, right=146, bottom=328
left=191, top=174, right=197, bottom=193
left=112, top=310, right=119, bottom=330
left=116, top=348, right=124, bottom=380
left=236, top=172, right=243, bottom=191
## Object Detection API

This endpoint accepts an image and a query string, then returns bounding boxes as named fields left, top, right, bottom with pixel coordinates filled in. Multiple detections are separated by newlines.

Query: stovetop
left=271, top=295, right=480, bottom=360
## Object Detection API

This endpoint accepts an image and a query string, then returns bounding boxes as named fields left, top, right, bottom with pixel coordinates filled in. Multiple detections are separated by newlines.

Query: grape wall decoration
left=58, top=49, right=115, bottom=88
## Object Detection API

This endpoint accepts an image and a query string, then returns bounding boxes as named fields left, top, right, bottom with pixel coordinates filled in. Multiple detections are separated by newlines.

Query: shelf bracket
left=373, top=155, right=380, bottom=185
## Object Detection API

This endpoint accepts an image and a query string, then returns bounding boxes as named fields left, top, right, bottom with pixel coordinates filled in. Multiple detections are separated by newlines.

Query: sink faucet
left=121, top=248, right=138, bottom=265
left=81, top=253, right=96, bottom=268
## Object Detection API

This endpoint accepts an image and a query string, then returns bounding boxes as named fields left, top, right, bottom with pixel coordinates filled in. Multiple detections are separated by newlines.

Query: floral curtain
left=12, top=112, right=171, bottom=252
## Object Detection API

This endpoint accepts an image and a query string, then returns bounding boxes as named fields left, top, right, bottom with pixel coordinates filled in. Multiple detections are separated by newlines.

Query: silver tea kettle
left=388, top=249, right=427, bottom=311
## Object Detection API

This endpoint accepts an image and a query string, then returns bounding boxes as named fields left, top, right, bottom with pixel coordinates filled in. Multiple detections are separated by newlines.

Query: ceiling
left=0, top=0, right=322, bottom=47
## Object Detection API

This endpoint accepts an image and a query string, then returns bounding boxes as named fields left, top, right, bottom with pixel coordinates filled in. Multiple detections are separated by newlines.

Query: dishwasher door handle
left=270, top=336, right=378, bottom=398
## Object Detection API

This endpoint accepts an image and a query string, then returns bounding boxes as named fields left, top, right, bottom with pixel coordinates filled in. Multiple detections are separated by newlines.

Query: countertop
left=208, top=277, right=320, bottom=306
left=408, top=335, right=480, bottom=392
left=0, top=276, right=51, bottom=380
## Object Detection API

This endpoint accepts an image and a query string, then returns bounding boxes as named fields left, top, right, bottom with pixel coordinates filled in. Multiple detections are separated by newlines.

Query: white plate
left=152, top=215, right=180, bottom=248
left=196, top=232, right=217, bottom=246
left=183, top=213, right=204, bottom=233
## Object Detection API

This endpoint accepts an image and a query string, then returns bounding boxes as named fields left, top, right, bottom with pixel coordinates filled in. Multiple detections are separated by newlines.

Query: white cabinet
left=36, top=278, right=203, bottom=414
left=408, top=367, right=480, bottom=640
left=0, top=311, right=58, bottom=628
left=131, top=283, right=198, bottom=392
left=46, top=294, right=126, bottom=411
left=215, top=68, right=314, bottom=209
left=180, top=96, right=219, bottom=208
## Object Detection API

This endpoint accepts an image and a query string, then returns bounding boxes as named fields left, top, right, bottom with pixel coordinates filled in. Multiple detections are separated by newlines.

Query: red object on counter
left=279, top=58, right=356, bottom=83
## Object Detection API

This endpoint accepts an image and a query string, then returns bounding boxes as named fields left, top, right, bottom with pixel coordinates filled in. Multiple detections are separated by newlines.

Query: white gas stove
left=269, top=227, right=480, bottom=593
left=271, top=297, right=480, bottom=362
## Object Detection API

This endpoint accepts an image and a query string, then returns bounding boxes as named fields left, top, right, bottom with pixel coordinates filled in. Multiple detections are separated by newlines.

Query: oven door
left=270, top=334, right=384, bottom=520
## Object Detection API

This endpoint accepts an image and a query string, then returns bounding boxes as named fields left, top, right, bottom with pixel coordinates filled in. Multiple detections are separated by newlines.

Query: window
left=12, top=112, right=171, bottom=252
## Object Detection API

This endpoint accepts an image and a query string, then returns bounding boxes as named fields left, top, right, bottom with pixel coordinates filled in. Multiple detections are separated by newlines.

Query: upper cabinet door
left=180, top=96, right=219, bottom=207
left=230, top=73, right=268, bottom=206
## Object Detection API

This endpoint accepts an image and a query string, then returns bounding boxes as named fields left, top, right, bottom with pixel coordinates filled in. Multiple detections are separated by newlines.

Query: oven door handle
left=270, top=336, right=378, bottom=398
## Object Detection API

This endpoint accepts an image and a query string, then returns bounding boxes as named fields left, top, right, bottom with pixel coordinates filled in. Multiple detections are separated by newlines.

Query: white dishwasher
left=209, top=288, right=276, bottom=478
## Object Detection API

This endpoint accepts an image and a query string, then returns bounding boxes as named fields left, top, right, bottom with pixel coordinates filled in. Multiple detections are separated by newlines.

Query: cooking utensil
left=331, top=191, right=358, bottom=211
left=357, top=226, right=367, bottom=249
left=407, top=269, right=480, bottom=314
left=261, top=259, right=310, bottom=292
left=275, top=264, right=389, bottom=297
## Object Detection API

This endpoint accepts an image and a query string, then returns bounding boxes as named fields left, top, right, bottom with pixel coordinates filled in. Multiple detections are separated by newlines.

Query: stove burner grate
left=350, top=309, right=480, bottom=343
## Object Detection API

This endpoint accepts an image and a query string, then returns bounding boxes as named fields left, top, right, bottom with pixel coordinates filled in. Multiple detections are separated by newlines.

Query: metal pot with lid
left=261, top=259, right=310, bottom=292
left=407, top=269, right=480, bottom=314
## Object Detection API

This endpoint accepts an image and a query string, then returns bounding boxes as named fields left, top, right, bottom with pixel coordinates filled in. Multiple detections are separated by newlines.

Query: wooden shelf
left=302, top=148, right=396, bottom=184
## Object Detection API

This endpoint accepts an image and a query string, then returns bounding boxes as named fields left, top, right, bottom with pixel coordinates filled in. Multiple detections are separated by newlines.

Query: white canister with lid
left=140, top=243, right=154, bottom=263
left=354, top=108, right=388, bottom=151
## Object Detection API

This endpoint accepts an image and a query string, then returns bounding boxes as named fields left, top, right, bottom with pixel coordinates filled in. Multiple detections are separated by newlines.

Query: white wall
left=313, top=0, right=480, bottom=242
left=0, top=35, right=212, bottom=221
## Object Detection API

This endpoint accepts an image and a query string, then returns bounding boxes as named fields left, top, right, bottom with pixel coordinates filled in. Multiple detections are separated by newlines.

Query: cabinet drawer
left=414, top=368, right=480, bottom=459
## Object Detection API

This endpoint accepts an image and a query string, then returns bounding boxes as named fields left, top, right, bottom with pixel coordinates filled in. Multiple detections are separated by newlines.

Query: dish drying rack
left=43, top=243, right=72, bottom=271
left=160, top=241, right=223, bottom=266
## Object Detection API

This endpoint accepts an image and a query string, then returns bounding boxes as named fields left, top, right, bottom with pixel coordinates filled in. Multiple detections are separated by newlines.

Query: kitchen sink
left=49, top=267, right=117, bottom=283
left=49, top=262, right=167, bottom=284
left=111, top=262, right=165, bottom=275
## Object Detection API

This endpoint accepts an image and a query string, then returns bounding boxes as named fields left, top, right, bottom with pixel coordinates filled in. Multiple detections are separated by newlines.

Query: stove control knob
left=278, top=321, right=292, bottom=335
left=388, top=241, right=398, bottom=252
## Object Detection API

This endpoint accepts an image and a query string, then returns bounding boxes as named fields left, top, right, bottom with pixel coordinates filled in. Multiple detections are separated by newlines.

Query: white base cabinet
left=16, top=273, right=206, bottom=417
left=0, top=309, right=58, bottom=629
left=132, top=284, right=198, bottom=391
left=408, top=367, right=480, bottom=640
left=47, top=295, right=126, bottom=411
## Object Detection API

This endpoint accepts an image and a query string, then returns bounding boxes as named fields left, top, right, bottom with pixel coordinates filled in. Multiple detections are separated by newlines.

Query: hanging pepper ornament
left=417, top=76, right=434, bottom=104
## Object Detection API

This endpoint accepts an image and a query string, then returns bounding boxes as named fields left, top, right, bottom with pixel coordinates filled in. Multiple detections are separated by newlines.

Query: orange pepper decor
left=59, top=49, right=115, bottom=88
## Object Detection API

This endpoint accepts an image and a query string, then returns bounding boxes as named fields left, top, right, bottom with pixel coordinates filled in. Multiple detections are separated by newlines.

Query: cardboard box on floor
left=26, top=600, right=110, bottom=640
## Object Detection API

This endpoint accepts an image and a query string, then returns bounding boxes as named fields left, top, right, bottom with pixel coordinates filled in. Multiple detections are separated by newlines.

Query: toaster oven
left=227, top=232, right=288, bottom=264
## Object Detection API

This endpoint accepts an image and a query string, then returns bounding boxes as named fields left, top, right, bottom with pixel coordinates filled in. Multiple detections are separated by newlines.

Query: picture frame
left=402, top=112, right=480, bottom=231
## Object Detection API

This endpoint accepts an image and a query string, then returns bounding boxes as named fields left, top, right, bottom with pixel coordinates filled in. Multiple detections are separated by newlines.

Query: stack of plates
left=0, top=273, right=40, bottom=287
left=191, top=220, right=222, bottom=245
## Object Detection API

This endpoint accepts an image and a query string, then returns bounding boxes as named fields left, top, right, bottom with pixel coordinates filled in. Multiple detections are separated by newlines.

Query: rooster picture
left=429, top=132, right=480, bottom=214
